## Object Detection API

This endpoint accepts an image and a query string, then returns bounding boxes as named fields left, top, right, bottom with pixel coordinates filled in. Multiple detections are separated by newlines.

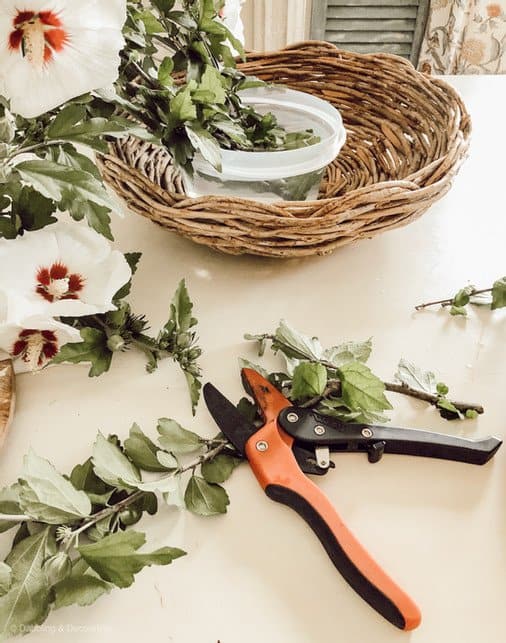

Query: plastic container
left=182, top=85, right=346, bottom=202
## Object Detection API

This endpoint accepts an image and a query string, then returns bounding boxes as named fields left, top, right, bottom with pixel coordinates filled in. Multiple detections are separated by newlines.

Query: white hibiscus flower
left=0, top=291, right=80, bottom=373
left=0, top=0, right=127, bottom=118
left=0, top=222, right=132, bottom=317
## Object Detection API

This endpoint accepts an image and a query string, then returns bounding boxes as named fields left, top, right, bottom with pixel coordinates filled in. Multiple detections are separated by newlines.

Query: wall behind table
left=242, top=0, right=312, bottom=51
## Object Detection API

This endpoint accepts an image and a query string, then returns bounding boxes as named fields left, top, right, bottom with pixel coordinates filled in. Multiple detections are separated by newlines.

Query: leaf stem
left=384, top=382, right=484, bottom=414
left=415, top=288, right=492, bottom=310
left=0, top=513, right=30, bottom=522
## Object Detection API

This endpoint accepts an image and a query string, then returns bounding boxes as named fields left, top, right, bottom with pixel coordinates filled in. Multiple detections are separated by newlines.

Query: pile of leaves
left=243, top=320, right=484, bottom=422
left=0, top=420, right=239, bottom=638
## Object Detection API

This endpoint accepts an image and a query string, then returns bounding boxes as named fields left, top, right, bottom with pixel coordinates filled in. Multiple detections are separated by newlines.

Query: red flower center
left=36, top=262, right=85, bottom=303
left=9, top=10, right=68, bottom=66
left=12, top=329, right=58, bottom=368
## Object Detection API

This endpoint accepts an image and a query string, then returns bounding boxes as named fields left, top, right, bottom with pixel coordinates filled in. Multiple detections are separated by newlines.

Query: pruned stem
left=384, top=382, right=484, bottom=414
left=415, top=288, right=492, bottom=311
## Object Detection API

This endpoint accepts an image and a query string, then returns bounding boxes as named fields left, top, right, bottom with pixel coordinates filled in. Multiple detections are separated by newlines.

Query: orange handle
left=245, top=419, right=421, bottom=631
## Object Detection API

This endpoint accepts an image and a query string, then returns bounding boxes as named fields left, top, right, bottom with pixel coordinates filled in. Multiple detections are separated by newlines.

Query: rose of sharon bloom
left=0, top=292, right=80, bottom=373
left=0, top=222, right=132, bottom=317
left=0, top=0, right=127, bottom=118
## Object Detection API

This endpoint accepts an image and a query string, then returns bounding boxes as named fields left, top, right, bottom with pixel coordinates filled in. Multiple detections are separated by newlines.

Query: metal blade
left=203, top=383, right=258, bottom=455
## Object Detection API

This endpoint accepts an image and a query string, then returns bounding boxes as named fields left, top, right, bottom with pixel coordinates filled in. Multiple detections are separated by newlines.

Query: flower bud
left=107, top=334, right=125, bottom=352
left=44, top=552, right=72, bottom=586
left=0, top=111, right=15, bottom=144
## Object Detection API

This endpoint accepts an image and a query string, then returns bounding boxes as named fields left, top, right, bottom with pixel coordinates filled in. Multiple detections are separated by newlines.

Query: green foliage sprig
left=415, top=276, right=506, bottom=316
left=52, top=257, right=202, bottom=413
left=0, top=420, right=240, bottom=638
left=0, top=98, right=154, bottom=240
left=114, top=0, right=318, bottom=174
left=244, top=320, right=484, bottom=422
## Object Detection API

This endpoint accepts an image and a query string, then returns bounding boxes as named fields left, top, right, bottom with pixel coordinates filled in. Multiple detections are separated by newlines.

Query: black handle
left=264, top=482, right=421, bottom=630
left=278, top=408, right=502, bottom=465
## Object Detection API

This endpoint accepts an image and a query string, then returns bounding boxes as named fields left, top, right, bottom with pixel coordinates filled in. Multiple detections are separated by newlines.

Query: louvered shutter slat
left=310, top=0, right=429, bottom=63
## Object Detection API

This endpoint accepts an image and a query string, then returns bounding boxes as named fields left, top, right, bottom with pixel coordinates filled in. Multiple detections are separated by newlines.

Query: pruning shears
left=203, top=368, right=502, bottom=631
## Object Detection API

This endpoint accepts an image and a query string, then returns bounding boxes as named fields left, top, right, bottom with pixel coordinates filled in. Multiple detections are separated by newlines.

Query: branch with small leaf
left=415, top=277, right=506, bottom=316
left=52, top=255, right=202, bottom=413
left=0, top=419, right=240, bottom=638
left=243, top=320, right=484, bottom=423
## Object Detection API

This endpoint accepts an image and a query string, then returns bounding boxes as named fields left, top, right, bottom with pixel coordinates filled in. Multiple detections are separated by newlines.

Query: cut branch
left=415, top=288, right=492, bottom=311
left=384, top=382, right=484, bottom=414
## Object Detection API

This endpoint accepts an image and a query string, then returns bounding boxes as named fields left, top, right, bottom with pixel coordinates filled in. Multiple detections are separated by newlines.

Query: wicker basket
left=100, top=41, right=471, bottom=258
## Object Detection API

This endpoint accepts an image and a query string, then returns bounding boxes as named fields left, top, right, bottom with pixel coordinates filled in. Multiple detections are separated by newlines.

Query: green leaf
left=465, top=409, right=479, bottom=420
left=436, top=382, right=449, bottom=396
left=184, top=476, right=229, bottom=516
left=70, top=459, right=113, bottom=501
left=18, top=451, right=91, bottom=524
left=323, top=338, right=372, bottom=366
left=0, top=486, right=24, bottom=534
left=338, top=362, right=392, bottom=414
left=273, top=320, right=322, bottom=361
left=0, top=564, right=11, bottom=597
left=185, top=124, right=222, bottom=171
left=43, top=552, right=72, bottom=586
left=491, top=277, right=506, bottom=310
left=12, top=187, right=57, bottom=232
left=198, top=66, right=226, bottom=104
left=449, top=305, right=467, bottom=316
left=436, top=397, right=461, bottom=419
left=15, top=160, right=115, bottom=210
left=169, top=279, right=194, bottom=333
left=291, top=363, right=327, bottom=400
left=0, top=528, right=52, bottom=639
left=53, top=565, right=111, bottom=609
left=47, top=104, right=87, bottom=138
left=184, top=371, right=201, bottom=416
left=452, top=286, right=474, bottom=308
left=78, top=531, right=185, bottom=588
left=156, top=451, right=178, bottom=469
left=125, top=423, right=174, bottom=472
left=65, top=198, right=113, bottom=240
left=395, top=359, right=437, bottom=395
left=158, top=57, right=174, bottom=86
left=170, top=85, right=197, bottom=123
left=92, top=433, right=141, bottom=490
left=52, top=327, right=113, bottom=377
left=157, top=418, right=201, bottom=454
left=201, top=454, right=241, bottom=484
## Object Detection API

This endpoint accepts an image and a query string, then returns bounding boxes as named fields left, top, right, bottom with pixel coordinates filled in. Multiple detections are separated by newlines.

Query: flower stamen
left=12, top=329, right=58, bottom=370
left=9, top=10, right=68, bottom=68
left=36, top=263, right=85, bottom=303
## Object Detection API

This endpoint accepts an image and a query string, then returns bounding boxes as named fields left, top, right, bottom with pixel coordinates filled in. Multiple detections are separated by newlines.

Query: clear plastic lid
left=193, top=85, right=347, bottom=181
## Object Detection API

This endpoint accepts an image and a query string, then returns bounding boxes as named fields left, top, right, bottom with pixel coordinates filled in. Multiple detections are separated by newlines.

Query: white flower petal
left=0, top=221, right=131, bottom=317
left=0, top=314, right=81, bottom=374
left=0, top=0, right=127, bottom=118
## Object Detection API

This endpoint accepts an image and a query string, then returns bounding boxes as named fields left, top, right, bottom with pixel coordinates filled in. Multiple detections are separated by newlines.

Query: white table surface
left=2, top=75, right=505, bottom=643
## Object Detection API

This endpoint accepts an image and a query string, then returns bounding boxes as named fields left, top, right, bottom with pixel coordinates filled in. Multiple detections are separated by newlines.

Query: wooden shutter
left=310, top=0, right=429, bottom=65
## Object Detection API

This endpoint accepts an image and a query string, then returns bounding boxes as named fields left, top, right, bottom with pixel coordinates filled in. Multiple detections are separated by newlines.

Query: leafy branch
left=0, top=419, right=241, bottom=637
left=52, top=256, right=203, bottom=413
left=415, top=277, right=506, bottom=316
left=244, top=320, right=483, bottom=422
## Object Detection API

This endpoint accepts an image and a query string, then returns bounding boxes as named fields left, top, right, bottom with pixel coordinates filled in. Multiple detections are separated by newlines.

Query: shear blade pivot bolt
left=314, top=425, right=326, bottom=435
left=256, top=441, right=269, bottom=452
left=286, top=412, right=299, bottom=423
left=361, top=428, right=373, bottom=438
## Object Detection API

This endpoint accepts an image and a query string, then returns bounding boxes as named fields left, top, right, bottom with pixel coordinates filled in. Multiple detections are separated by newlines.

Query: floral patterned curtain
left=417, top=0, right=506, bottom=73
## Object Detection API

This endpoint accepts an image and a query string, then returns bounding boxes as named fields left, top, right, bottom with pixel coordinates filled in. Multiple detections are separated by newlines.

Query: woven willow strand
left=99, top=41, right=471, bottom=258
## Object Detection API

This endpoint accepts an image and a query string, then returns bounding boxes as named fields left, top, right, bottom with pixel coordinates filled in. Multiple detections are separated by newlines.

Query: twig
left=384, top=382, right=484, bottom=414
left=415, top=288, right=492, bottom=310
